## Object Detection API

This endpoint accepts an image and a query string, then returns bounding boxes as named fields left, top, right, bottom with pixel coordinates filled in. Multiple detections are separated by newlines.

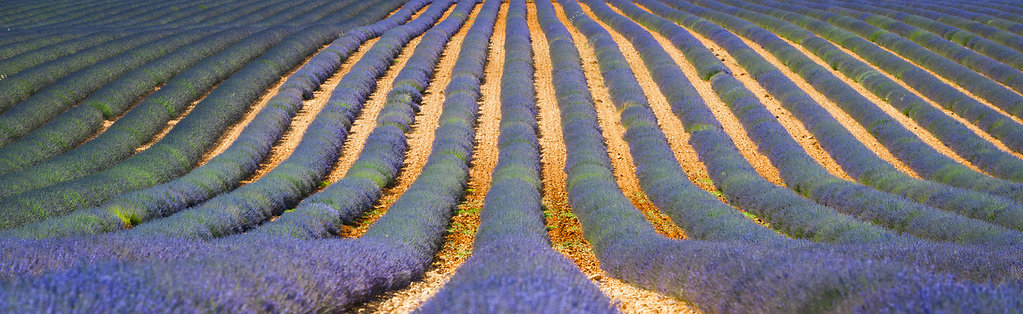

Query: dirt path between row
left=531, top=3, right=699, bottom=313
left=193, top=43, right=327, bottom=165
left=774, top=35, right=990, bottom=174
left=340, top=1, right=474, bottom=239
left=83, top=83, right=164, bottom=145
left=877, top=30, right=1023, bottom=126
left=626, top=2, right=777, bottom=230
left=682, top=27, right=854, bottom=181
left=594, top=21, right=725, bottom=203
left=672, top=25, right=854, bottom=185
left=856, top=33, right=1023, bottom=161
left=570, top=4, right=688, bottom=240
left=343, top=3, right=487, bottom=311
left=357, top=5, right=507, bottom=312
left=236, top=37, right=381, bottom=184
left=730, top=33, right=921, bottom=178
left=199, top=6, right=430, bottom=170
left=626, top=16, right=784, bottom=192
left=231, top=2, right=440, bottom=185
left=135, top=80, right=220, bottom=153
left=322, top=5, right=436, bottom=186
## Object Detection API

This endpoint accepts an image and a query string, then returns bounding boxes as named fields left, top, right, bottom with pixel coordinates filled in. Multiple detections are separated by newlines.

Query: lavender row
left=119, top=0, right=464, bottom=240
left=811, top=1, right=1023, bottom=95
left=274, top=0, right=367, bottom=27
left=868, top=1, right=1023, bottom=54
left=929, top=0, right=1023, bottom=21
left=710, top=1, right=1023, bottom=231
left=139, top=0, right=277, bottom=30
left=534, top=0, right=654, bottom=255
left=625, top=0, right=1023, bottom=284
left=0, top=235, right=436, bottom=312
left=617, top=0, right=1017, bottom=244
left=8, top=0, right=425, bottom=239
left=538, top=1, right=1020, bottom=310
left=0, top=29, right=173, bottom=111
left=0, top=0, right=316, bottom=66
left=355, top=0, right=500, bottom=282
left=278, top=0, right=396, bottom=29
left=0, top=0, right=246, bottom=59
left=585, top=0, right=886, bottom=245
left=646, top=0, right=1023, bottom=244
left=40, top=0, right=206, bottom=30
left=2, top=0, right=142, bottom=29
left=611, top=0, right=900, bottom=244
left=578, top=0, right=787, bottom=243
left=814, top=0, right=1023, bottom=72
left=248, top=0, right=334, bottom=27
left=0, top=0, right=229, bottom=31
left=0, top=28, right=146, bottom=81
left=695, top=0, right=1023, bottom=231
left=260, top=0, right=365, bottom=28
left=694, top=0, right=1023, bottom=203
left=0, top=27, right=256, bottom=174
left=0, top=0, right=382, bottom=177
left=0, top=3, right=385, bottom=229
left=0, top=27, right=291, bottom=191
left=0, top=1, right=71, bottom=25
left=608, top=0, right=1011, bottom=246
left=0, top=0, right=171, bottom=34
left=595, top=0, right=880, bottom=245
left=0, top=28, right=216, bottom=147
left=420, top=1, right=614, bottom=310
left=0, top=30, right=102, bottom=62
left=42, top=0, right=201, bottom=28
left=3, top=231, right=1018, bottom=312
left=259, top=0, right=489, bottom=237
left=156, top=0, right=272, bottom=29
left=198, top=0, right=303, bottom=28
left=754, top=0, right=1023, bottom=163
left=103, top=0, right=231, bottom=28
left=880, top=0, right=1023, bottom=38
left=0, top=1, right=1015, bottom=312
left=3, top=1, right=243, bottom=71
left=0, top=1, right=510, bottom=311
left=56, top=0, right=267, bottom=30
left=947, top=0, right=1023, bottom=23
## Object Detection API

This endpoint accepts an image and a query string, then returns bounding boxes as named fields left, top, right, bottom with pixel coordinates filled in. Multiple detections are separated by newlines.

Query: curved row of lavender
left=0, top=0, right=397, bottom=228
left=536, top=0, right=1021, bottom=311
left=0, top=0, right=1022, bottom=311
left=1, top=0, right=503, bottom=311
left=419, top=0, right=614, bottom=310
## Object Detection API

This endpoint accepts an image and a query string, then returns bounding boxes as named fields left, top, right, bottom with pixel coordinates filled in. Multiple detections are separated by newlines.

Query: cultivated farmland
left=1, top=0, right=1023, bottom=312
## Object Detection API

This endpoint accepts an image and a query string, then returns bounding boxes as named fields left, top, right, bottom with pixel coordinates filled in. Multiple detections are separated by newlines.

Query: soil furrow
left=340, top=2, right=482, bottom=240
left=83, top=83, right=164, bottom=145
left=532, top=3, right=699, bottom=313
left=357, top=5, right=507, bottom=312
left=570, top=4, right=688, bottom=239
left=776, top=34, right=988, bottom=174
left=597, top=19, right=725, bottom=202
left=320, top=4, right=439, bottom=186
left=195, top=6, right=428, bottom=169
left=633, top=3, right=781, bottom=229
left=627, top=14, right=784, bottom=189
left=194, top=42, right=332, bottom=166
left=135, top=80, right=219, bottom=153
left=848, top=31, right=1023, bottom=161
left=729, top=33, right=921, bottom=179
left=237, top=37, right=383, bottom=184
left=680, top=26, right=854, bottom=181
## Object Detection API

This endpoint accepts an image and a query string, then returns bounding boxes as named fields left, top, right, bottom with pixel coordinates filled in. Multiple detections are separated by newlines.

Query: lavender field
left=1, top=0, right=1022, bottom=312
